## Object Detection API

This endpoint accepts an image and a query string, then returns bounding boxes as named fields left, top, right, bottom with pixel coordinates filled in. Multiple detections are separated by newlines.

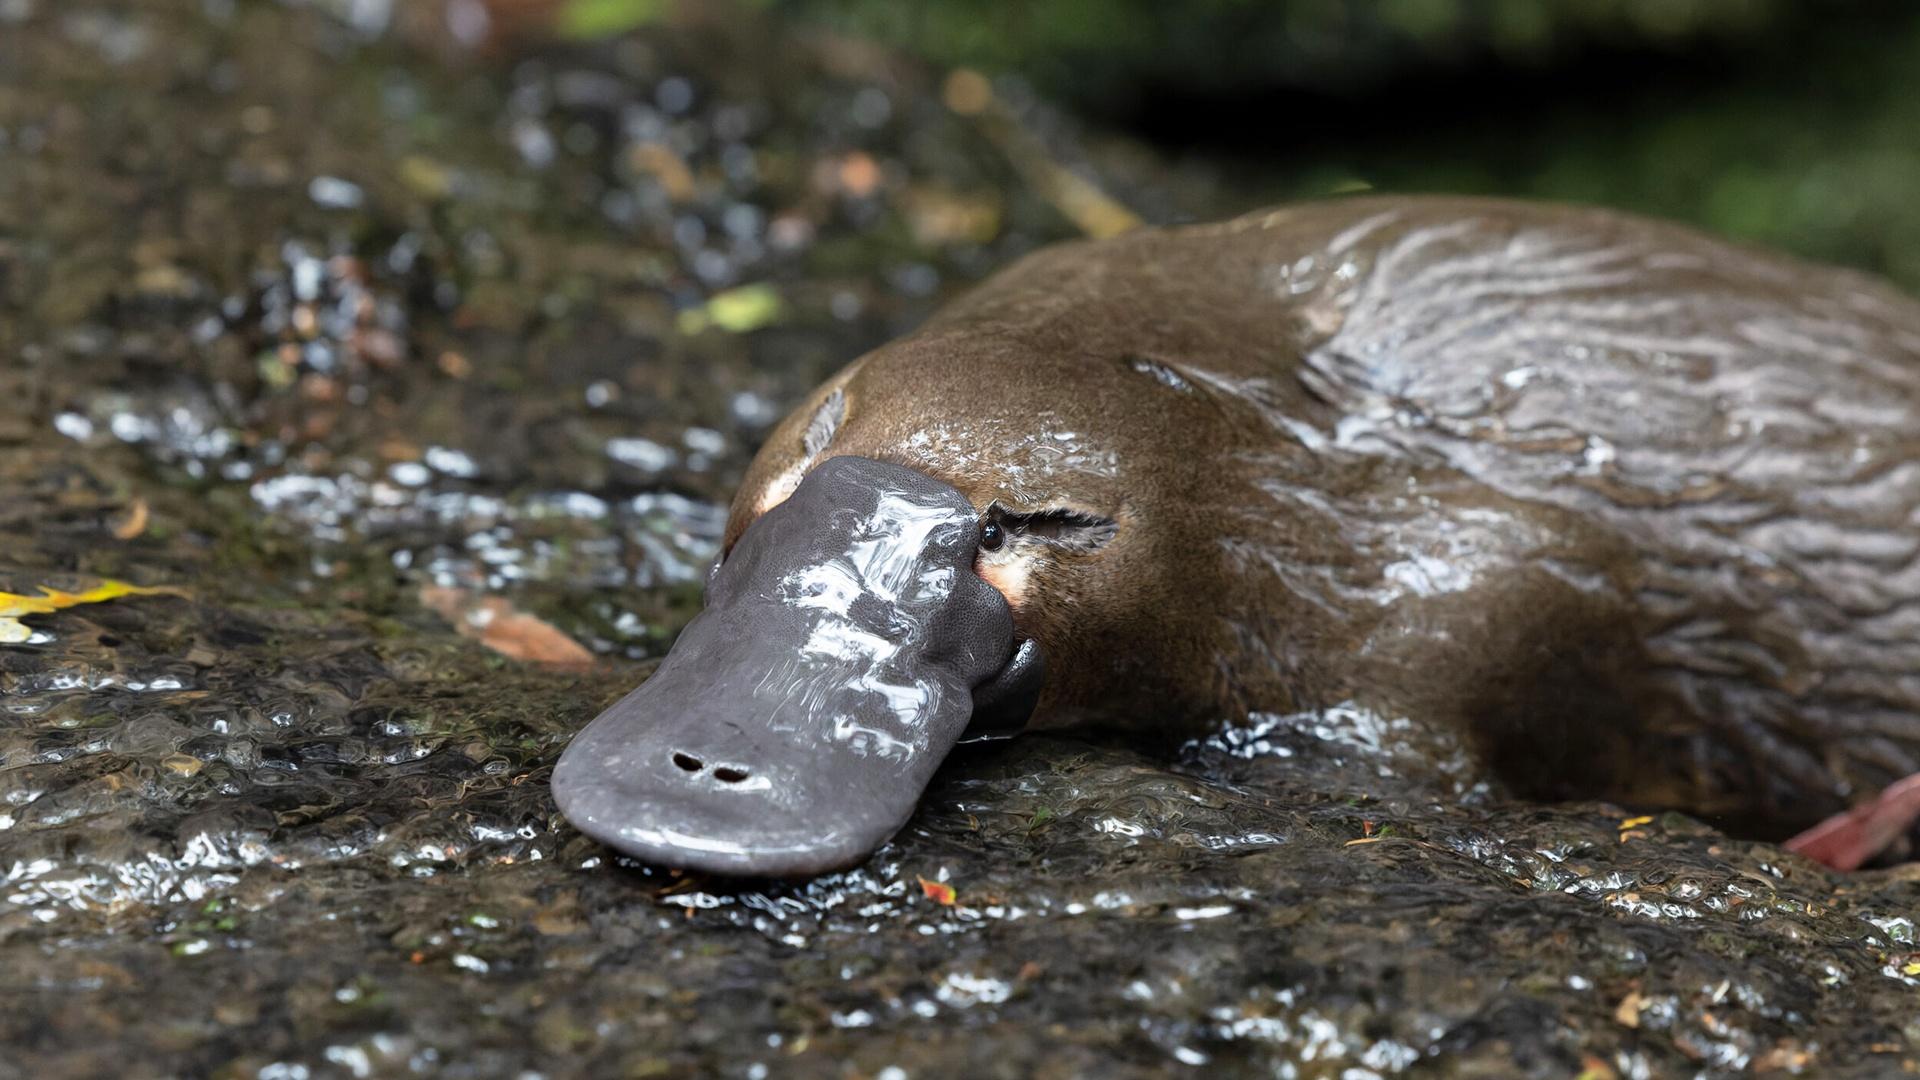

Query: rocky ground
left=2, top=2, right=1917, bottom=1077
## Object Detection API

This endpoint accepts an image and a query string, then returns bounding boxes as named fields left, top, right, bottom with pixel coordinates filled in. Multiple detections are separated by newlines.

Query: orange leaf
left=917, top=876, right=956, bottom=906
left=420, top=586, right=594, bottom=669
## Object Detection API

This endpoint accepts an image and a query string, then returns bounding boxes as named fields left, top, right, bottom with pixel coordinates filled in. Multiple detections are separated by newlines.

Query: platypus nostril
left=671, top=752, right=704, bottom=772
left=713, top=766, right=749, bottom=784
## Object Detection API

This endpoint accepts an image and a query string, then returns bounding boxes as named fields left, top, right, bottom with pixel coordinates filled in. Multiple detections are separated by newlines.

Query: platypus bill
left=553, top=195, right=1920, bottom=877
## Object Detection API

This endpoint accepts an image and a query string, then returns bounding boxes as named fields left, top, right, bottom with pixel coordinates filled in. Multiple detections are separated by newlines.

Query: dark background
left=625, top=0, right=1920, bottom=289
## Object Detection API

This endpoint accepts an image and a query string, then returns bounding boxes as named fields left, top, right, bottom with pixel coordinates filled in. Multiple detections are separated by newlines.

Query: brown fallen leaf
left=954, top=86, right=1141, bottom=240
left=629, top=142, right=696, bottom=203
left=419, top=585, right=595, bottom=669
left=1614, top=989, right=1645, bottom=1029
left=941, top=68, right=992, bottom=116
left=1752, top=1043, right=1815, bottom=1072
left=378, top=437, right=422, bottom=462
left=437, top=350, right=473, bottom=379
left=111, top=498, right=149, bottom=540
left=904, top=187, right=1002, bottom=247
left=1576, top=1053, right=1619, bottom=1080
left=836, top=151, right=882, bottom=199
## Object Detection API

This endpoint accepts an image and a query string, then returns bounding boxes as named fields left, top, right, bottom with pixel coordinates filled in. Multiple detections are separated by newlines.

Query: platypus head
left=554, top=325, right=1208, bottom=877
left=552, top=452, right=1061, bottom=876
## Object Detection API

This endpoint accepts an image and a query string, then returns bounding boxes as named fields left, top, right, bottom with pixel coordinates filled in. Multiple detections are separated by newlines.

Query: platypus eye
left=979, top=520, right=1005, bottom=552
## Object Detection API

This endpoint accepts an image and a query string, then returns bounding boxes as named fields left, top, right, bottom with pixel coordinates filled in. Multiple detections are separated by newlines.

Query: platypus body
left=555, top=196, right=1920, bottom=876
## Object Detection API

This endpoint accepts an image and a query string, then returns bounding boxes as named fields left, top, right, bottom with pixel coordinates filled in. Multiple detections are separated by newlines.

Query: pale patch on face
left=978, top=550, right=1036, bottom=610
left=755, top=460, right=810, bottom=516
left=756, top=387, right=849, bottom=516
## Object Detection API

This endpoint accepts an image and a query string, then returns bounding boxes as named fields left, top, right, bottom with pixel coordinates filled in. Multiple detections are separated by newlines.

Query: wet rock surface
left=2, top=2, right=1918, bottom=1077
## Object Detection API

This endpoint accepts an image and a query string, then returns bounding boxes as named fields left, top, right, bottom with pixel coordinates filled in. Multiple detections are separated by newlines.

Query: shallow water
left=3, top=2, right=1920, bottom=1077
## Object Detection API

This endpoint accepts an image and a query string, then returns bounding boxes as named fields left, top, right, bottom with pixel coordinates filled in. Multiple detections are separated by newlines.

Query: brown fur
left=723, top=196, right=1920, bottom=839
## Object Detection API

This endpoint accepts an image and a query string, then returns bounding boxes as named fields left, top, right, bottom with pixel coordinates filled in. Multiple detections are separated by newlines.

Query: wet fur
left=724, top=195, right=1920, bottom=840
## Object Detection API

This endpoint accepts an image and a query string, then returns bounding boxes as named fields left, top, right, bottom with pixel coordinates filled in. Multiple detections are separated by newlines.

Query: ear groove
left=802, top=389, right=845, bottom=459
left=990, top=505, right=1118, bottom=553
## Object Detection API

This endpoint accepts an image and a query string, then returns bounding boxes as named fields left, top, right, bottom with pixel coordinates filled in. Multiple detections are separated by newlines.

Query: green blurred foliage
left=562, top=0, right=1920, bottom=292
left=1256, top=11, right=1920, bottom=291
left=556, top=0, right=671, bottom=38
left=766, top=0, right=1807, bottom=102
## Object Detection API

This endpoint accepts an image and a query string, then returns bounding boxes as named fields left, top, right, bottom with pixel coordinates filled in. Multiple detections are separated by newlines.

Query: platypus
left=553, top=195, right=1920, bottom=877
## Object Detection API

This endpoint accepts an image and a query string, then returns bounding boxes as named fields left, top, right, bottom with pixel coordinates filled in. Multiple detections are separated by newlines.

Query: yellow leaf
left=0, top=579, right=183, bottom=644
left=398, top=155, right=453, bottom=200
left=917, top=876, right=957, bottom=906
left=676, top=285, right=785, bottom=337
left=703, top=285, right=784, bottom=334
